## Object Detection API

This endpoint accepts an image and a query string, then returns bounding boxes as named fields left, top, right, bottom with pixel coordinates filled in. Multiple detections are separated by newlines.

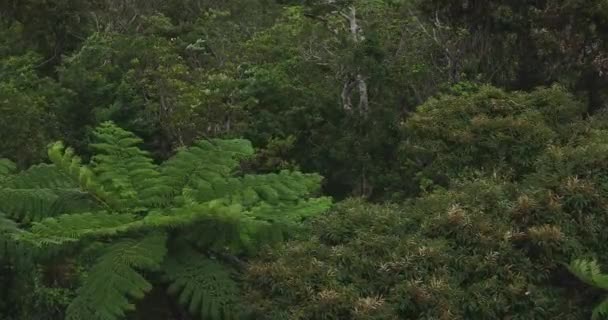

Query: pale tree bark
left=341, top=79, right=355, bottom=112
left=356, top=73, right=369, bottom=114
left=340, top=5, right=369, bottom=115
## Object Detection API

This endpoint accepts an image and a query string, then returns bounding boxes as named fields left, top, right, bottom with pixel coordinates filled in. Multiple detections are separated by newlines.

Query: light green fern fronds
left=164, top=250, right=240, bottom=320
left=18, top=212, right=138, bottom=247
left=569, top=259, right=608, bottom=290
left=182, top=170, right=323, bottom=206
left=568, top=259, right=608, bottom=319
left=18, top=201, right=242, bottom=248
left=48, top=141, right=116, bottom=210
left=66, top=233, right=168, bottom=320
left=159, top=139, right=254, bottom=204
left=179, top=197, right=331, bottom=254
left=592, top=300, right=608, bottom=320
left=240, top=197, right=332, bottom=253
left=90, top=122, right=164, bottom=208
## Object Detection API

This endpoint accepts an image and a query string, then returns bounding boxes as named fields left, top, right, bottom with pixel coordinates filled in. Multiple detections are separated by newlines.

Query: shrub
left=244, top=85, right=608, bottom=319
left=400, top=85, right=585, bottom=191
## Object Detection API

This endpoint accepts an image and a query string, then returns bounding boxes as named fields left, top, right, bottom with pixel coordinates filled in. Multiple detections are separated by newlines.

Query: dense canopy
left=2, top=0, right=608, bottom=319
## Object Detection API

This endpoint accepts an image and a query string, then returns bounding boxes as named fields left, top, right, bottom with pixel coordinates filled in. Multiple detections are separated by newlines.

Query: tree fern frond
left=0, top=188, right=97, bottom=223
left=66, top=233, right=168, bottom=320
left=237, top=197, right=332, bottom=252
left=89, top=122, right=163, bottom=208
left=18, top=201, right=242, bottom=247
left=0, top=188, right=58, bottom=222
left=182, top=170, right=324, bottom=206
left=47, top=141, right=117, bottom=210
left=592, top=297, right=608, bottom=320
left=48, top=189, right=101, bottom=217
left=185, top=197, right=332, bottom=254
left=568, top=259, right=608, bottom=290
left=3, top=164, right=75, bottom=189
left=164, top=250, right=240, bottom=320
left=159, top=139, right=254, bottom=204
left=142, top=201, right=242, bottom=231
left=246, top=197, right=333, bottom=225
left=17, top=212, right=138, bottom=247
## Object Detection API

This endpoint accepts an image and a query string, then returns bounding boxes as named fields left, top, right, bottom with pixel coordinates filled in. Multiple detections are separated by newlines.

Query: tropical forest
left=3, top=0, right=608, bottom=319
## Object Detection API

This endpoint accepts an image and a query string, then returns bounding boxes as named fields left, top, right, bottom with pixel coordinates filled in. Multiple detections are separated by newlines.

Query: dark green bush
left=400, top=85, right=585, bottom=191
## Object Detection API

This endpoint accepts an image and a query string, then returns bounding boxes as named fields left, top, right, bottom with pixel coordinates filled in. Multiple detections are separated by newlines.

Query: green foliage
left=66, top=233, right=168, bottom=320
left=0, top=188, right=94, bottom=223
left=6, top=0, right=608, bottom=319
left=245, top=85, right=608, bottom=319
left=3, top=164, right=75, bottom=189
left=568, top=260, right=608, bottom=320
left=420, top=0, right=608, bottom=112
left=89, top=122, right=163, bottom=208
left=159, top=138, right=254, bottom=203
left=0, top=122, right=330, bottom=319
left=0, top=53, right=67, bottom=166
left=0, top=159, right=16, bottom=177
left=400, top=85, right=585, bottom=191
left=245, top=186, right=589, bottom=319
left=164, top=249, right=240, bottom=320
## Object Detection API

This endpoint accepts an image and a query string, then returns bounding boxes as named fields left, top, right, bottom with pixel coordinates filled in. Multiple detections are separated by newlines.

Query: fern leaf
left=0, top=189, right=58, bottom=222
left=47, top=141, right=117, bottom=210
left=246, top=197, right=333, bottom=225
left=3, top=164, right=75, bottom=189
left=237, top=197, right=332, bottom=252
left=0, top=188, right=97, bottom=223
left=163, top=250, right=239, bottom=320
left=183, top=170, right=324, bottom=207
left=18, top=212, right=139, bottom=247
left=593, top=297, right=608, bottom=320
left=18, top=201, right=242, bottom=247
left=89, top=122, right=163, bottom=207
left=568, top=259, right=608, bottom=290
left=183, top=197, right=331, bottom=254
left=159, top=139, right=254, bottom=204
left=66, top=233, right=168, bottom=320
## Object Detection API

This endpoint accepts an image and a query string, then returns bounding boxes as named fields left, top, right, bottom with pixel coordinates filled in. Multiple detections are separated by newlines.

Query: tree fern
left=568, top=259, right=608, bottom=319
left=2, top=121, right=331, bottom=319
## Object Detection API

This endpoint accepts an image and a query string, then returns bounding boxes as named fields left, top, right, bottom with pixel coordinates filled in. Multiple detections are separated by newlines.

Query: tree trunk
left=342, top=6, right=369, bottom=115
